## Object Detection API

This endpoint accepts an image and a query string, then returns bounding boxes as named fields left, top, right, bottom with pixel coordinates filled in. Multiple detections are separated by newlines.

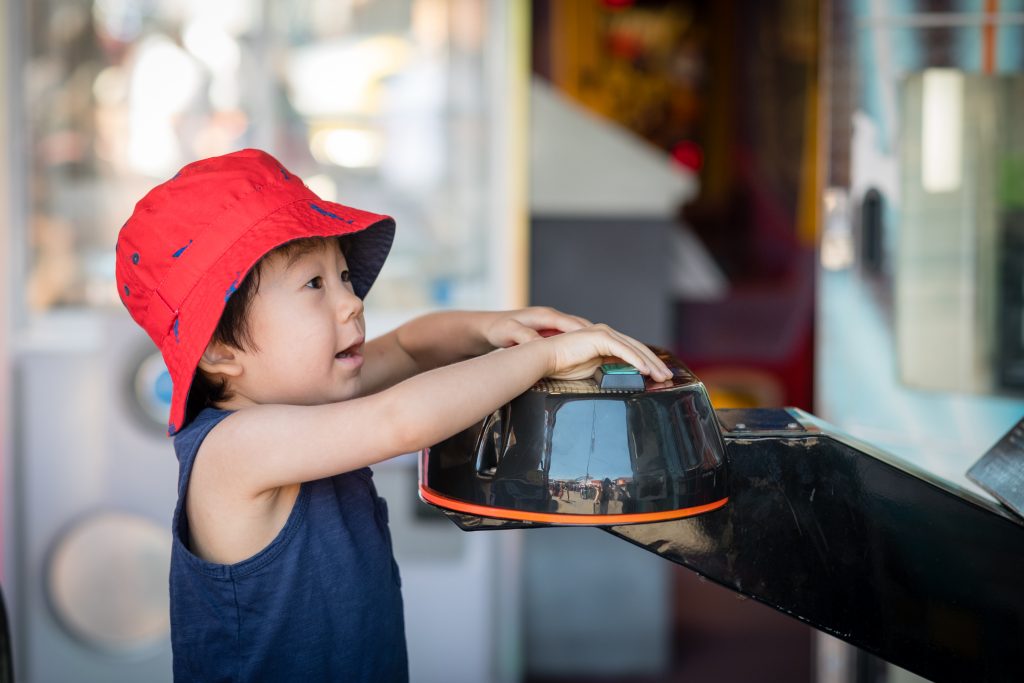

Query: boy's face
left=218, top=240, right=367, bottom=408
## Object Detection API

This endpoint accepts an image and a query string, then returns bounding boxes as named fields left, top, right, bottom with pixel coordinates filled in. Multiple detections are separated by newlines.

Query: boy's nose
left=335, top=290, right=364, bottom=321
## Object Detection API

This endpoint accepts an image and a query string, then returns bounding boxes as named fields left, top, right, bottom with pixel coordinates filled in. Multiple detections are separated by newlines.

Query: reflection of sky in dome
left=549, top=401, right=632, bottom=481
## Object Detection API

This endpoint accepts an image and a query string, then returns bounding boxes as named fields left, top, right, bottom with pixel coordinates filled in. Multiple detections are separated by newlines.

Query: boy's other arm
left=359, top=308, right=590, bottom=395
left=205, top=325, right=670, bottom=495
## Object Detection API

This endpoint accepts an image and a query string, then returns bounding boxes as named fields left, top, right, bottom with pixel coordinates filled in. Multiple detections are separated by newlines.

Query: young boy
left=115, top=148, right=670, bottom=681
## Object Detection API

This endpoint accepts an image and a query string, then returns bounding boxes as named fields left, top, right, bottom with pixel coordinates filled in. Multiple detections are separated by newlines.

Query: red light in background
left=602, top=0, right=636, bottom=8
left=607, top=31, right=643, bottom=59
left=671, top=140, right=703, bottom=172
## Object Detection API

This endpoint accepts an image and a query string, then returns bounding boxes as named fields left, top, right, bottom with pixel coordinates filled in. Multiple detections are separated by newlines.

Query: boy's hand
left=482, top=306, right=591, bottom=348
left=544, top=324, right=672, bottom=382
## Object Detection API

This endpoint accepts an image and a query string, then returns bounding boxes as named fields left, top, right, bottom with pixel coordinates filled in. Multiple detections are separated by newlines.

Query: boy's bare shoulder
left=187, top=406, right=304, bottom=563
left=191, top=404, right=299, bottom=491
left=198, top=403, right=300, bottom=462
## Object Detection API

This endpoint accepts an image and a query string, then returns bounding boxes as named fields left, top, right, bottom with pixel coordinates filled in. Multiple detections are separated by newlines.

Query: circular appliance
left=420, top=350, right=729, bottom=526
left=131, top=351, right=173, bottom=430
left=46, top=511, right=172, bottom=654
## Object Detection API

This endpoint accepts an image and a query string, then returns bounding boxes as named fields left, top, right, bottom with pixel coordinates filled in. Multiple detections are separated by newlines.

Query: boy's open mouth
left=335, top=339, right=364, bottom=359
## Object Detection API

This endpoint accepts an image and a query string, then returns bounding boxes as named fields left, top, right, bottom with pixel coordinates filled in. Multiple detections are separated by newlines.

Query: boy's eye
left=305, top=276, right=324, bottom=289
left=340, top=270, right=350, bottom=283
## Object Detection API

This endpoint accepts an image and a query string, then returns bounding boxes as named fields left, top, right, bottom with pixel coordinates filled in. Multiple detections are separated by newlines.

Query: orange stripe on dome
left=418, top=484, right=728, bottom=526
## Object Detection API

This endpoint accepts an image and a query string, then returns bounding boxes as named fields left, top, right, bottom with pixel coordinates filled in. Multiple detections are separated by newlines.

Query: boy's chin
left=327, top=380, right=362, bottom=403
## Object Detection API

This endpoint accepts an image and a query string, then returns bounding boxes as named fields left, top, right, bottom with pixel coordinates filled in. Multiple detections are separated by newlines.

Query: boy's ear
left=197, top=341, right=244, bottom=378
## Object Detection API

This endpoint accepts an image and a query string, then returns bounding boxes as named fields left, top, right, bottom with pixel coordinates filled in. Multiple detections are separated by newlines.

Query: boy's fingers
left=631, top=341, right=670, bottom=379
left=512, top=323, right=543, bottom=345
left=641, top=350, right=672, bottom=381
left=615, top=333, right=670, bottom=378
left=603, top=330, right=671, bottom=380
left=503, top=321, right=544, bottom=346
left=534, top=307, right=588, bottom=332
left=602, top=336, right=654, bottom=375
left=554, top=324, right=670, bottom=381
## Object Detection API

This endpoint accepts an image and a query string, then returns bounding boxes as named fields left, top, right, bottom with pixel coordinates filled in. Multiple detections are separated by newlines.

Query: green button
left=600, top=362, right=639, bottom=375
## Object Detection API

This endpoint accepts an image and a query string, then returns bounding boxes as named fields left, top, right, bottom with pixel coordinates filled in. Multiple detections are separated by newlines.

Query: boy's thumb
left=511, top=323, right=543, bottom=345
left=507, top=323, right=548, bottom=348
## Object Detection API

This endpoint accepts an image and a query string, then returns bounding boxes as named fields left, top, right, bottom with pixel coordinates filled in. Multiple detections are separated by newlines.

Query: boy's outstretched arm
left=205, top=324, right=671, bottom=495
left=358, top=307, right=591, bottom=395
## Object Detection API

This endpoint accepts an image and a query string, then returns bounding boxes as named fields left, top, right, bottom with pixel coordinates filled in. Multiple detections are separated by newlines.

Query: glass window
left=20, top=0, right=510, bottom=317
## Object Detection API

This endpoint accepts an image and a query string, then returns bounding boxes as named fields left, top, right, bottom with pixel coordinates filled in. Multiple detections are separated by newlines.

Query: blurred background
left=2, top=0, right=1024, bottom=681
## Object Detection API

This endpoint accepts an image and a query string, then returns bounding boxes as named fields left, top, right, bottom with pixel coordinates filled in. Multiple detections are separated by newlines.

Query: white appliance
left=2, top=2, right=529, bottom=681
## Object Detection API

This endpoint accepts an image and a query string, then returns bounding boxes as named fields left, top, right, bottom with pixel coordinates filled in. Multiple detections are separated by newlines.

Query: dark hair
left=184, top=236, right=350, bottom=423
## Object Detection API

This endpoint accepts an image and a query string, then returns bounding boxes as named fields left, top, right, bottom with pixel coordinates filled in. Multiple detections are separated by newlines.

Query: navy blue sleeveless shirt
left=170, top=407, right=408, bottom=682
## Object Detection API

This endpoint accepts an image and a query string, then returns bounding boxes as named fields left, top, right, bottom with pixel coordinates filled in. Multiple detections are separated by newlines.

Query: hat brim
left=163, top=199, right=395, bottom=436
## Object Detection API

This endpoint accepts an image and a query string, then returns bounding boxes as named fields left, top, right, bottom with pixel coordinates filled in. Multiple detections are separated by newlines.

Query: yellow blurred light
left=183, top=20, right=241, bottom=74
left=287, top=36, right=412, bottom=117
left=305, top=174, right=338, bottom=202
left=127, top=35, right=202, bottom=175
left=921, top=69, right=964, bottom=194
left=181, top=0, right=256, bottom=36
left=93, top=66, right=127, bottom=106
left=310, top=128, right=383, bottom=169
left=412, top=0, right=449, bottom=52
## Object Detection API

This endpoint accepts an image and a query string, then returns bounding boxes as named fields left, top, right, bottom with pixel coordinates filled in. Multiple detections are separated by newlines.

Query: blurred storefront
left=1, top=1, right=527, bottom=682
left=526, top=1, right=1024, bottom=681
left=4, top=1, right=1024, bottom=682
left=818, top=1, right=1024, bottom=681
left=525, top=0, right=818, bottom=681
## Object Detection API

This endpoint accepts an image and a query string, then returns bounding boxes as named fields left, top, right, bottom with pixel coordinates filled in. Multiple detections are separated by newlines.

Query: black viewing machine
left=420, top=348, right=1024, bottom=683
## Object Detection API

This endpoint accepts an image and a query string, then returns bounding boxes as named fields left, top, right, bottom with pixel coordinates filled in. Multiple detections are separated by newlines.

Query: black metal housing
left=423, top=394, right=1024, bottom=681
left=420, top=353, right=729, bottom=524
left=609, top=409, right=1024, bottom=682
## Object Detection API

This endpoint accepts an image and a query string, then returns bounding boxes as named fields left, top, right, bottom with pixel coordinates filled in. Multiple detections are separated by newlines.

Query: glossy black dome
left=420, top=350, right=729, bottom=528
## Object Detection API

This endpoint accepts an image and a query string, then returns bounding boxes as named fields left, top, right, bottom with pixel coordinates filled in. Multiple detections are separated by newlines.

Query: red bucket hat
left=115, top=148, right=395, bottom=436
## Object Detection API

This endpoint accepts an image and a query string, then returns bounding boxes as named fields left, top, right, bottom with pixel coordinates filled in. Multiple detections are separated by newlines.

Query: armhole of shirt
left=172, top=412, right=313, bottom=577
